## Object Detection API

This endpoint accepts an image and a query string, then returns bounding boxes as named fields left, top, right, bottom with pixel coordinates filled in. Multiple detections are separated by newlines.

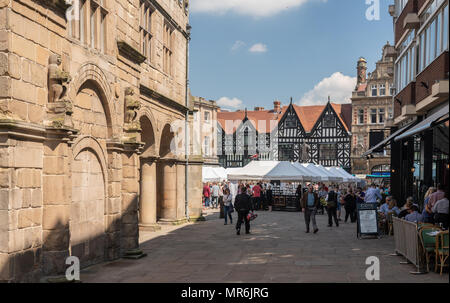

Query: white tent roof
left=326, top=167, right=350, bottom=182
left=227, top=161, right=279, bottom=181
left=264, top=161, right=308, bottom=181
left=313, top=165, right=343, bottom=182
left=213, top=167, right=228, bottom=181
left=202, top=166, right=220, bottom=182
left=333, top=167, right=360, bottom=182
left=297, top=163, right=331, bottom=182
left=291, top=163, right=321, bottom=182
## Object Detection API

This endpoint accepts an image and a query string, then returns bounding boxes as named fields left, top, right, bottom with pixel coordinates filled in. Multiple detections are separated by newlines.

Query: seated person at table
left=405, top=204, right=423, bottom=223
left=398, top=197, right=414, bottom=219
left=380, top=196, right=400, bottom=217
left=432, top=191, right=449, bottom=229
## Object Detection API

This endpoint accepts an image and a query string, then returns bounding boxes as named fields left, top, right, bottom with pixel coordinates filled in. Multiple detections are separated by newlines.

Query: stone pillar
left=105, top=146, right=122, bottom=261
left=176, top=162, right=186, bottom=223
left=158, top=160, right=177, bottom=223
left=187, top=157, right=205, bottom=222
left=120, top=151, right=140, bottom=253
left=139, top=158, right=160, bottom=231
left=42, top=133, right=71, bottom=277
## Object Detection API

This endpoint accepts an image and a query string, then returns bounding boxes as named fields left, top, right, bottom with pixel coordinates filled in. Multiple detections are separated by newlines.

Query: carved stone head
left=49, top=54, right=62, bottom=66
left=125, top=87, right=135, bottom=96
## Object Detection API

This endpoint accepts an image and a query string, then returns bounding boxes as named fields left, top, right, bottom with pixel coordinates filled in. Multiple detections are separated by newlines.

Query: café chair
left=436, top=231, right=449, bottom=275
left=419, top=227, right=442, bottom=272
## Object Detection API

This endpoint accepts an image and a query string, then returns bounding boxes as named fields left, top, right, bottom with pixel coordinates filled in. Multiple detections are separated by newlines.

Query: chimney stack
left=273, top=100, right=281, bottom=113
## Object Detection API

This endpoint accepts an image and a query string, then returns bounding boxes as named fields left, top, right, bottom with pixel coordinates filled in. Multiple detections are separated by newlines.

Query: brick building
left=0, top=0, right=203, bottom=282
left=365, top=0, right=449, bottom=204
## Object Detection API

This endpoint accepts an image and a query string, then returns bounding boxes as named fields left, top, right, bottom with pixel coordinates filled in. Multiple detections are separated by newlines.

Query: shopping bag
left=247, top=211, right=258, bottom=221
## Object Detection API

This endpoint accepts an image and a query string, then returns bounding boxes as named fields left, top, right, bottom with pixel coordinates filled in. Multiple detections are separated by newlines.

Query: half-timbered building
left=217, top=100, right=353, bottom=171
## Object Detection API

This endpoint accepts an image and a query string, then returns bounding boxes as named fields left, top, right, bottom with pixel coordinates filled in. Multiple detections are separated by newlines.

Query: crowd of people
left=202, top=180, right=449, bottom=235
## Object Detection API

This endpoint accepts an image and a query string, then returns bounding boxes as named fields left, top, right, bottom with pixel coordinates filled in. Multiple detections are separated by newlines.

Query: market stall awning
left=362, top=120, right=417, bottom=157
left=395, top=105, right=449, bottom=142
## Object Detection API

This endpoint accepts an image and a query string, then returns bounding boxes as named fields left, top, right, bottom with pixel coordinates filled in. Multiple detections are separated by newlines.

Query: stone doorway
left=70, top=149, right=106, bottom=268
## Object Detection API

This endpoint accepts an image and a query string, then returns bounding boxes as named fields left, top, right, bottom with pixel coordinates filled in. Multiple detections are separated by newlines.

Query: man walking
left=211, top=182, right=220, bottom=209
left=203, top=183, right=211, bottom=208
left=364, top=184, right=382, bottom=204
left=252, top=182, right=262, bottom=210
left=301, top=186, right=320, bottom=233
left=326, top=186, right=339, bottom=227
left=234, top=185, right=253, bottom=235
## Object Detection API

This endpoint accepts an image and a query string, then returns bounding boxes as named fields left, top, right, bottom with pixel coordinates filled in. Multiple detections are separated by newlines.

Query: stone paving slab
left=81, top=210, right=449, bottom=283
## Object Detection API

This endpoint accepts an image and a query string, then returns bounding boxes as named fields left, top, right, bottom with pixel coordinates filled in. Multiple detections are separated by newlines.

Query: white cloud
left=231, top=40, right=246, bottom=52
left=217, top=97, right=244, bottom=110
left=190, top=0, right=317, bottom=18
left=249, top=43, right=268, bottom=53
left=297, top=72, right=356, bottom=106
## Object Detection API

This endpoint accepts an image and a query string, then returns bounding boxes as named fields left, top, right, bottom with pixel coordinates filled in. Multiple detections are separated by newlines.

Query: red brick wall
left=416, top=51, right=449, bottom=103
left=417, top=0, right=428, bottom=12
left=395, top=82, right=416, bottom=118
left=395, top=0, right=417, bottom=43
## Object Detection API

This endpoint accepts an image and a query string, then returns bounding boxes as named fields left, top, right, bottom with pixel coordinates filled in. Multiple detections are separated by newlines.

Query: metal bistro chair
left=419, top=226, right=443, bottom=272
left=436, top=231, right=449, bottom=275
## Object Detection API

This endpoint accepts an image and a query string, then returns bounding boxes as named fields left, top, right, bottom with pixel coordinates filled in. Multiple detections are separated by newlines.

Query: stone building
left=191, top=95, right=219, bottom=166
left=0, top=0, right=203, bottom=282
left=350, top=43, right=395, bottom=180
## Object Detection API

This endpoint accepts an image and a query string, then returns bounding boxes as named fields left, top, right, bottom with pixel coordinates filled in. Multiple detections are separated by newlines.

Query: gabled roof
left=217, top=102, right=352, bottom=135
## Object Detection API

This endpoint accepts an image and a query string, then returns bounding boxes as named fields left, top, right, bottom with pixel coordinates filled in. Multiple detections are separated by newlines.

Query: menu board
left=357, top=203, right=379, bottom=237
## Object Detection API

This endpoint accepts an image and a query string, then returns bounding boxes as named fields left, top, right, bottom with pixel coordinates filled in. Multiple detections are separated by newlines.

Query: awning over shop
left=395, top=105, right=449, bottom=142
left=362, top=120, right=417, bottom=157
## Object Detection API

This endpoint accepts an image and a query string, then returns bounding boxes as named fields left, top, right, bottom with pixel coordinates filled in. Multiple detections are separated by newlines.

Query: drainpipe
left=185, top=24, right=191, bottom=221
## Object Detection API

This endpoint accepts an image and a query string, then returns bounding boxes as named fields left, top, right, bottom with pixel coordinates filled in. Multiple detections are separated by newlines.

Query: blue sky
left=188, top=0, right=394, bottom=111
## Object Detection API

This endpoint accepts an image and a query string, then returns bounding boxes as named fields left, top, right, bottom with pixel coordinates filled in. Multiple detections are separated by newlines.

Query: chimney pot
left=274, top=100, right=281, bottom=112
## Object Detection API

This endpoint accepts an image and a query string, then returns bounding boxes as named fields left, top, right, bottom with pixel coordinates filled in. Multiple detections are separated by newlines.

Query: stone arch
left=137, top=107, right=157, bottom=157
left=69, top=63, right=116, bottom=139
left=159, top=123, right=175, bottom=159
left=70, top=136, right=109, bottom=267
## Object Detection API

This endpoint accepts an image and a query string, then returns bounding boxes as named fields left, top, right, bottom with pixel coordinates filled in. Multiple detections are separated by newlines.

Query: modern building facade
left=351, top=44, right=396, bottom=181
left=0, top=0, right=203, bottom=282
left=191, top=95, right=220, bottom=166
left=217, top=100, right=353, bottom=171
left=365, top=0, right=449, bottom=204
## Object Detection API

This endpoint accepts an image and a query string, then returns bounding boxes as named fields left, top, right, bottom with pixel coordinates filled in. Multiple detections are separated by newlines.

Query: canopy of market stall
left=202, top=166, right=228, bottom=182
left=326, top=167, right=360, bottom=183
left=228, top=161, right=321, bottom=182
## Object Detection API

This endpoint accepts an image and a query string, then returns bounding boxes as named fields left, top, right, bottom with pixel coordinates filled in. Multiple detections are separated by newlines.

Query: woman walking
left=223, top=188, right=233, bottom=225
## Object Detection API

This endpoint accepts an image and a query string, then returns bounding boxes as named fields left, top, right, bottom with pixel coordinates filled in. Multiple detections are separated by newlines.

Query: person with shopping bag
left=234, top=184, right=253, bottom=235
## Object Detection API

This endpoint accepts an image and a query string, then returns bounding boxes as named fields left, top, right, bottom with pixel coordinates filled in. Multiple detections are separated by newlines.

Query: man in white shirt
left=432, top=193, right=449, bottom=228
left=364, top=184, right=382, bottom=204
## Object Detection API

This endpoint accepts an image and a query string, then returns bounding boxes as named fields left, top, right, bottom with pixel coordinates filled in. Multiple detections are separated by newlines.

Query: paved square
left=81, top=210, right=448, bottom=283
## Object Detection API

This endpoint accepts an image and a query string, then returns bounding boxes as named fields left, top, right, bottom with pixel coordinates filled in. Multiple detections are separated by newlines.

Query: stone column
left=139, top=158, right=160, bottom=231
left=187, top=157, right=205, bottom=222
left=175, top=161, right=186, bottom=224
left=158, top=160, right=177, bottom=223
